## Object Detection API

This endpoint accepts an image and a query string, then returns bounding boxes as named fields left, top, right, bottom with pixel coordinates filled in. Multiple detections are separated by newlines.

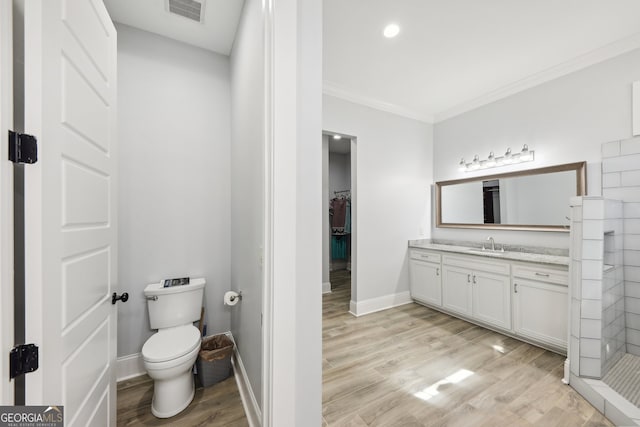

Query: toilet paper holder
left=224, top=290, right=243, bottom=306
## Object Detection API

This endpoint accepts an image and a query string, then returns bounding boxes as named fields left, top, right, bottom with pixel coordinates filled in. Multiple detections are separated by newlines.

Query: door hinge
left=8, top=130, right=38, bottom=164
left=10, top=344, right=39, bottom=379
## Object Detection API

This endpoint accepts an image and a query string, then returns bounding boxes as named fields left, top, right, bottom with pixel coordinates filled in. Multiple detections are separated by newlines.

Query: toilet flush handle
left=146, top=295, right=158, bottom=301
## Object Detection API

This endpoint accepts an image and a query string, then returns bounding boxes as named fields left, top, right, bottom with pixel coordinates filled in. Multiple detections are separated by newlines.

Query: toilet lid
left=142, top=325, right=201, bottom=363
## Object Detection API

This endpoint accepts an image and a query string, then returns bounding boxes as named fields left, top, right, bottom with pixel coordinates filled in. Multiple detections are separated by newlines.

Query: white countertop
left=408, top=241, right=570, bottom=266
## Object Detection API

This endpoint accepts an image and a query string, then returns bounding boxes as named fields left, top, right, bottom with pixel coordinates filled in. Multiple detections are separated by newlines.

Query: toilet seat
left=142, top=325, right=201, bottom=363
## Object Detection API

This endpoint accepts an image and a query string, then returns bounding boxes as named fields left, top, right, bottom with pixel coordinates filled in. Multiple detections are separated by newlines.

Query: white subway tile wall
left=570, top=196, right=625, bottom=378
left=602, top=141, right=621, bottom=159
left=581, top=356, right=603, bottom=378
left=570, top=201, right=584, bottom=376
left=603, top=136, right=640, bottom=358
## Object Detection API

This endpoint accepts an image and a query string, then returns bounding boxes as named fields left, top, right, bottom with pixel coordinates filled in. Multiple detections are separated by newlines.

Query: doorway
left=322, top=132, right=355, bottom=311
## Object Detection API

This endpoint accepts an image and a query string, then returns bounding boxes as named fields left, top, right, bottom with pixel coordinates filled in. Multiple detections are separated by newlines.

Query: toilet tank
left=144, top=278, right=205, bottom=330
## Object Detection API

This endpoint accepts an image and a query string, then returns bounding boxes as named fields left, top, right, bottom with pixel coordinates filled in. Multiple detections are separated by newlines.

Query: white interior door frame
left=0, top=0, right=15, bottom=405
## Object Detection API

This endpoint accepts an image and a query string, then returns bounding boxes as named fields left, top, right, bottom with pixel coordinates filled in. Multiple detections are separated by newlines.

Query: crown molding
left=323, top=81, right=434, bottom=124
left=435, top=31, right=640, bottom=123
left=324, top=32, right=640, bottom=126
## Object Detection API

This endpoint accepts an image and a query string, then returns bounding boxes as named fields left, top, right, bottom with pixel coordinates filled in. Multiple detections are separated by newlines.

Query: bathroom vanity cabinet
left=441, top=255, right=512, bottom=330
left=408, top=250, right=442, bottom=306
left=512, top=264, right=568, bottom=349
left=409, top=245, right=568, bottom=353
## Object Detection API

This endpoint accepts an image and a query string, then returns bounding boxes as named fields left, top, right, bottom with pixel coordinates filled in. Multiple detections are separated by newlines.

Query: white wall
left=433, top=48, right=640, bottom=248
left=116, top=24, right=231, bottom=357
left=229, top=0, right=264, bottom=409
left=266, top=0, right=323, bottom=423
left=323, top=95, right=434, bottom=302
left=322, top=136, right=330, bottom=286
left=293, top=0, right=322, bottom=422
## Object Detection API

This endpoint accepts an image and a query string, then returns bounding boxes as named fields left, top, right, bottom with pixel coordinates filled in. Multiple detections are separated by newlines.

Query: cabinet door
left=409, top=259, right=442, bottom=306
left=472, top=271, right=511, bottom=330
left=513, top=279, right=568, bottom=349
left=442, top=265, right=472, bottom=316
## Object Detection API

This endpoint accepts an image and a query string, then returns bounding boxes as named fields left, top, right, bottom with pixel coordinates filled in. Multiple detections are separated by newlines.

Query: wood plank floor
left=117, top=269, right=613, bottom=426
left=117, top=374, right=248, bottom=426
left=322, top=270, right=614, bottom=427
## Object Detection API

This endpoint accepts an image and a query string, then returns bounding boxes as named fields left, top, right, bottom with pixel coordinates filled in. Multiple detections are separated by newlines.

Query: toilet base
left=151, top=372, right=195, bottom=418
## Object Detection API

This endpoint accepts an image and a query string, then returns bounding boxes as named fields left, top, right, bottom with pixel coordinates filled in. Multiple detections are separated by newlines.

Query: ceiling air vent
left=165, top=0, right=206, bottom=23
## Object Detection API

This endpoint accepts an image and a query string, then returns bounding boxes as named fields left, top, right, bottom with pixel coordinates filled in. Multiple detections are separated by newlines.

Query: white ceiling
left=103, top=0, right=244, bottom=56
left=324, top=0, right=640, bottom=123
left=103, top=1, right=640, bottom=123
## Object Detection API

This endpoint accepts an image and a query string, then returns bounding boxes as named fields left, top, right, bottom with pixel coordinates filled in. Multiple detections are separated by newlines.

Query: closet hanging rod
left=334, top=190, right=350, bottom=194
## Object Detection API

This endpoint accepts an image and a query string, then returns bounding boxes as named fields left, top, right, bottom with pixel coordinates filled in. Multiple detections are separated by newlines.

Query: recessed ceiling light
left=332, top=135, right=342, bottom=140
left=383, top=23, right=400, bottom=38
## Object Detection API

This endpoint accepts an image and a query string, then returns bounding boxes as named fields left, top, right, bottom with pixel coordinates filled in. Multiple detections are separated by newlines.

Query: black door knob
left=112, top=292, right=129, bottom=305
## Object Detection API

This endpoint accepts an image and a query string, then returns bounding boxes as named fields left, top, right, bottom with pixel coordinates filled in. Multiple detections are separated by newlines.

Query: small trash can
left=196, top=334, right=234, bottom=388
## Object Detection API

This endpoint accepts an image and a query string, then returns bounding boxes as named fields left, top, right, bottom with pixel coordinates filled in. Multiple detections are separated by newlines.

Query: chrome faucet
left=487, top=236, right=495, bottom=251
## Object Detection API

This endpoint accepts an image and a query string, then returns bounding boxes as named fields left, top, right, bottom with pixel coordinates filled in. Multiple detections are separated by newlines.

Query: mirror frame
left=435, top=161, right=587, bottom=232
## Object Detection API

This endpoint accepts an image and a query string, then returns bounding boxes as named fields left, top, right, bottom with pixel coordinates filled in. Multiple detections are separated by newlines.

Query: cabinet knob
left=436, top=268, right=440, bottom=276
left=467, top=274, right=471, bottom=283
left=472, top=275, right=477, bottom=284
left=514, top=283, right=518, bottom=293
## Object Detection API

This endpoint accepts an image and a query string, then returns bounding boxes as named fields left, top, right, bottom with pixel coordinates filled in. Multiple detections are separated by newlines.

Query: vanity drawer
left=410, top=250, right=441, bottom=264
left=512, top=264, right=568, bottom=286
left=442, top=254, right=510, bottom=276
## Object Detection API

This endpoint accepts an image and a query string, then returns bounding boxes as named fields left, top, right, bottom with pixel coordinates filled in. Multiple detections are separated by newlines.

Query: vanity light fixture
left=458, top=145, right=534, bottom=172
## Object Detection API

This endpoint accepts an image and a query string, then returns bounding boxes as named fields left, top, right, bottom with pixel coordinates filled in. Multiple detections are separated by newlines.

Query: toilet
left=142, top=277, right=205, bottom=418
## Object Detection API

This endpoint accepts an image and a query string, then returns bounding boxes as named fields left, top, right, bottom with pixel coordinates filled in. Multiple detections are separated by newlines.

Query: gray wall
left=116, top=24, right=231, bottom=357
left=433, top=48, right=640, bottom=249
left=323, top=95, right=434, bottom=302
left=229, top=0, right=264, bottom=408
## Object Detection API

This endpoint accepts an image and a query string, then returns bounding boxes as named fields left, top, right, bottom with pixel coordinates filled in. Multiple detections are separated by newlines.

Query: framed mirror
left=435, top=161, right=586, bottom=231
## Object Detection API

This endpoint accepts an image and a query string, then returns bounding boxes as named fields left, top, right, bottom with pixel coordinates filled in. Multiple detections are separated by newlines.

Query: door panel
left=514, top=279, right=568, bottom=348
left=442, top=265, right=472, bottom=316
left=23, top=1, right=116, bottom=425
left=0, top=0, right=14, bottom=405
left=472, top=271, right=511, bottom=330
left=409, top=259, right=442, bottom=306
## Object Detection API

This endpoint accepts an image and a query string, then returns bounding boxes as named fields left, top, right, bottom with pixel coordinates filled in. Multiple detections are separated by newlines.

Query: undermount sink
left=467, top=248, right=506, bottom=256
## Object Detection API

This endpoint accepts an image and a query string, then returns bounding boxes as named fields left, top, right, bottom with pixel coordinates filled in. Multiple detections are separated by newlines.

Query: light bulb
left=486, top=151, right=496, bottom=166
left=503, top=148, right=513, bottom=164
left=383, top=24, right=400, bottom=38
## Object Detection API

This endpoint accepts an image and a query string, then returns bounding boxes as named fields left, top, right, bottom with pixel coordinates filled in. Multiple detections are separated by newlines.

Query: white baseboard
left=228, top=333, right=261, bottom=427
left=116, top=353, right=146, bottom=382
left=322, top=282, right=332, bottom=294
left=349, top=291, right=413, bottom=317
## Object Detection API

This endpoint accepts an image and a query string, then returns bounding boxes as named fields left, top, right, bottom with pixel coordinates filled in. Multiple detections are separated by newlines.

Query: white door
left=0, top=0, right=14, bottom=405
left=23, top=1, right=117, bottom=425
left=472, top=271, right=511, bottom=330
